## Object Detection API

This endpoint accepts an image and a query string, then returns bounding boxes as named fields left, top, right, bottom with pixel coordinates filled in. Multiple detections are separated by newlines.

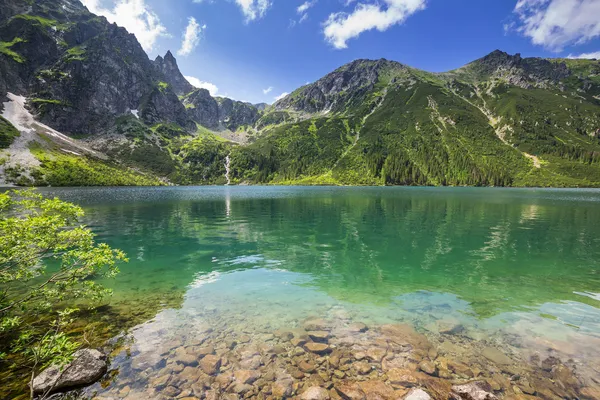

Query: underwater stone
left=199, top=355, right=222, bottom=375
left=481, top=347, right=512, bottom=366
left=305, top=342, right=331, bottom=355
left=451, top=381, right=498, bottom=400
left=404, top=388, right=432, bottom=400
left=300, top=386, right=331, bottom=400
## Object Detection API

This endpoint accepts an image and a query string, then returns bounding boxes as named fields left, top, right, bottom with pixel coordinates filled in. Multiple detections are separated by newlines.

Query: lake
left=9, top=186, right=600, bottom=399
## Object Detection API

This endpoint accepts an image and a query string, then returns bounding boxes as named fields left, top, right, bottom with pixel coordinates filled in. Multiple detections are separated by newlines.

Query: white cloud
left=178, top=17, right=205, bottom=56
left=274, top=92, right=289, bottom=101
left=297, top=0, right=316, bottom=14
left=323, top=0, right=426, bottom=49
left=263, top=86, right=274, bottom=94
left=235, top=0, right=271, bottom=21
left=81, top=0, right=168, bottom=52
left=511, top=0, right=600, bottom=51
left=185, top=76, right=219, bottom=96
left=567, top=50, right=600, bottom=59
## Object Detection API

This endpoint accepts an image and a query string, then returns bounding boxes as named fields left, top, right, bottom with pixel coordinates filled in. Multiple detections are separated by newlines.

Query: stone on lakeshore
left=199, top=355, right=222, bottom=375
left=271, top=379, right=293, bottom=398
left=232, top=383, right=253, bottom=394
left=176, top=353, right=199, bottom=366
left=299, top=360, right=317, bottom=373
left=380, top=324, right=430, bottom=349
left=305, top=342, right=331, bottom=355
left=386, top=368, right=419, bottom=388
left=195, top=345, right=215, bottom=357
left=308, top=331, right=331, bottom=342
left=240, top=355, right=262, bottom=369
left=452, top=381, right=498, bottom=400
left=178, top=366, right=201, bottom=383
left=163, top=385, right=181, bottom=397
left=358, top=380, right=398, bottom=400
left=433, top=320, right=464, bottom=335
left=481, top=347, right=512, bottom=366
left=291, top=368, right=306, bottom=379
left=239, top=334, right=251, bottom=343
left=418, top=361, right=436, bottom=376
left=215, top=371, right=234, bottom=387
left=335, top=382, right=366, bottom=400
left=301, top=386, right=331, bottom=400
left=404, top=388, right=432, bottom=400
left=149, top=373, right=171, bottom=389
left=32, top=349, right=107, bottom=395
left=292, top=337, right=308, bottom=347
left=234, top=369, right=260, bottom=385
left=274, top=330, right=294, bottom=340
left=304, top=319, right=330, bottom=331
left=365, top=347, right=387, bottom=363
left=347, top=322, right=368, bottom=333
left=354, top=361, right=372, bottom=375
left=131, top=352, right=166, bottom=371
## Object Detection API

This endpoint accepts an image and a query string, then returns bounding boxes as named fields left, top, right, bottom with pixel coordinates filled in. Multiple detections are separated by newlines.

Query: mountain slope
left=0, top=0, right=599, bottom=188
left=224, top=52, right=600, bottom=187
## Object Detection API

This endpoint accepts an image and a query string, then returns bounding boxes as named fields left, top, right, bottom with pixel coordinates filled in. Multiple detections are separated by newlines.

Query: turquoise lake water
left=28, top=186, right=600, bottom=397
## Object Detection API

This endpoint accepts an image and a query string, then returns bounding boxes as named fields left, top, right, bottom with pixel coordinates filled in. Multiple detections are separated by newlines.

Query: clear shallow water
left=28, top=187, right=600, bottom=398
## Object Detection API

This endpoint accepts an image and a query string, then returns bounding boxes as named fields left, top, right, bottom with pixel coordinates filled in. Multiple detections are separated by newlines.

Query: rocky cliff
left=154, top=51, right=194, bottom=97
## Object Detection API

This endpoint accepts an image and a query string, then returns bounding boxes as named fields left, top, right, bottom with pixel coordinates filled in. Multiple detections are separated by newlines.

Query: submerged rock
left=199, top=355, right=222, bottom=375
left=404, top=388, right=432, bottom=400
left=300, top=386, right=331, bottom=400
left=451, top=381, right=498, bottom=400
left=481, top=347, right=512, bottom=366
left=32, top=349, right=107, bottom=395
left=305, top=342, right=331, bottom=354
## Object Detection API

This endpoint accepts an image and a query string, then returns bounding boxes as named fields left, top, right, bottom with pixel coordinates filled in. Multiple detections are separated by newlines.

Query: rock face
left=274, top=59, right=405, bottom=113
left=460, top=50, right=571, bottom=88
left=216, top=97, right=261, bottom=131
left=0, top=0, right=193, bottom=134
left=154, top=51, right=194, bottom=96
left=182, top=90, right=261, bottom=131
left=183, top=88, right=220, bottom=128
left=32, top=349, right=107, bottom=395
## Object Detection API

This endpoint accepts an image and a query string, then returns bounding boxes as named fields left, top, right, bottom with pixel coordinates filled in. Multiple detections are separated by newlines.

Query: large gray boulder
left=32, top=349, right=107, bottom=395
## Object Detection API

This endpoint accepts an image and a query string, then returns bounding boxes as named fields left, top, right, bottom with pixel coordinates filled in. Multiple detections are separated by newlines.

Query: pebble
left=300, top=386, right=331, bottom=400
left=305, top=342, right=331, bottom=355
left=199, top=355, right=221, bottom=375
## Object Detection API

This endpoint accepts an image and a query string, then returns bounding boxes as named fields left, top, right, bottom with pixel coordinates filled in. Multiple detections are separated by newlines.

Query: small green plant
left=0, top=38, right=25, bottom=63
left=157, top=81, right=169, bottom=93
left=0, top=190, right=127, bottom=394
left=0, top=116, right=20, bottom=149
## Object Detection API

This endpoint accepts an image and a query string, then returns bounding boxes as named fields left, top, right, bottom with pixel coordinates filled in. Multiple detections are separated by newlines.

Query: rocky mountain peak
left=153, top=51, right=194, bottom=97
left=467, top=50, right=571, bottom=87
left=274, top=58, right=404, bottom=113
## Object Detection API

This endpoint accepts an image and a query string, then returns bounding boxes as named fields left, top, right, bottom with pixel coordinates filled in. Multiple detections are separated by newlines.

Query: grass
left=0, top=116, right=20, bottom=149
left=0, top=38, right=25, bottom=63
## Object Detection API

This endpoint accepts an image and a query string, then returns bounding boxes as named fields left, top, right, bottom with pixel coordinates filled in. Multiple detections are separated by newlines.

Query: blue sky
left=82, top=0, right=600, bottom=104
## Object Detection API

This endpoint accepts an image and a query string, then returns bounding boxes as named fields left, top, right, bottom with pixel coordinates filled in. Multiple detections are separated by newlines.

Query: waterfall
left=225, top=154, right=231, bottom=185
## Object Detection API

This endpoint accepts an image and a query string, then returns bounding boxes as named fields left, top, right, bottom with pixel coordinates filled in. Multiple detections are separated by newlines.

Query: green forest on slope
left=1, top=0, right=599, bottom=187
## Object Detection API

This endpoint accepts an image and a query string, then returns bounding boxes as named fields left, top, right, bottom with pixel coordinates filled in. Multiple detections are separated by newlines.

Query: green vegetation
left=29, top=145, right=163, bottom=187
left=0, top=38, right=25, bottom=63
left=0, top=117, right=20, bottom=149
left=64, top=46, right=86, bottom=62
left=157, top=81, right=169, bottom=93
left=30, top=98, right=66, bottom=106
left=0, top=190, right=126, bottom=393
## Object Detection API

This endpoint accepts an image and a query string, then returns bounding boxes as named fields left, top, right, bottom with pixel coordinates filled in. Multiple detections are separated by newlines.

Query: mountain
left=1, top=0, right=599, bottom=187
left=154, top=51, right=194, bottom=97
